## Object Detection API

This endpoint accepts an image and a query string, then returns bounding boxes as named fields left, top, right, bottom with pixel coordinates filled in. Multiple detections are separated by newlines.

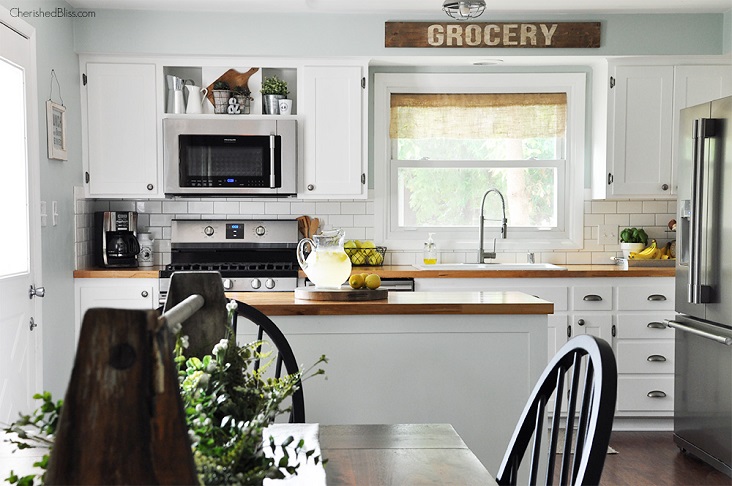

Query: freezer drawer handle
left=647, top=294, right=667, bottom=301
left=647, top=355, right=667, bottom=362
left=647, top=390, right=667, bottom=398
left=583, top=294, right=602, bottom=302
left=665, top=320, right=732, bottom=346
left=647, top=321, right=667, bottom=329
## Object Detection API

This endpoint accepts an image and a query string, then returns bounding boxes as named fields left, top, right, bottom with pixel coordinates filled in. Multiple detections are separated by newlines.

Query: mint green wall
left=73, top=11, right=727, bottom=56
left=0, top=0, right=82, bottom=399
left=725, top=10, right=732, bottom=54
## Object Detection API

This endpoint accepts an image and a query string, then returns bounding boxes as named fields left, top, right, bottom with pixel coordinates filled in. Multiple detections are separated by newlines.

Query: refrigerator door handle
left=688, top=119, right=713, bottom=304
left=665, top=319, right=732, bottom=345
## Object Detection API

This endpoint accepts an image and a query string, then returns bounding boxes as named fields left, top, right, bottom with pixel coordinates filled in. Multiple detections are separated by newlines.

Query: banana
left=629, top=240, right=660, bottom=260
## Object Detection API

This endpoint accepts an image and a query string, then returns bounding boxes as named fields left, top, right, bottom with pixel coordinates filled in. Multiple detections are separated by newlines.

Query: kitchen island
left=228, top=290, right=551, bottom=474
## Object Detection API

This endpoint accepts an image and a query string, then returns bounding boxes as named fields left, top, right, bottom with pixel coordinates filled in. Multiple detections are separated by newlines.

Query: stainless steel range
left=159, top=219, right=299, bottom=301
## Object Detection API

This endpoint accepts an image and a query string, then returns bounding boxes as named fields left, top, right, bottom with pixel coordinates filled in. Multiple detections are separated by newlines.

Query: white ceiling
left=66, top=0, right=732, bottom=15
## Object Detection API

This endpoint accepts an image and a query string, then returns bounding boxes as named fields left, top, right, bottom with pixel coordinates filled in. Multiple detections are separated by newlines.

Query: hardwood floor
left=600, top=432, right=731, bottom=486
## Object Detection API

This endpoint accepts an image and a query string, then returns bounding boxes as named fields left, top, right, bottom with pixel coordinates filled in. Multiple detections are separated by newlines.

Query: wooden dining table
left=318, top=423, right=499, bottom=485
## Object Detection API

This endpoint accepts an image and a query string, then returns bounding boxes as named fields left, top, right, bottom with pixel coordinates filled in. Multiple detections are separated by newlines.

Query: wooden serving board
left=294, top=287, right=388, bottom=301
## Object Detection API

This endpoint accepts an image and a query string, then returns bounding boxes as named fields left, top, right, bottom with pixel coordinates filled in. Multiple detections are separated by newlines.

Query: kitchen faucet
left=478, top=188, right=507, bottom=262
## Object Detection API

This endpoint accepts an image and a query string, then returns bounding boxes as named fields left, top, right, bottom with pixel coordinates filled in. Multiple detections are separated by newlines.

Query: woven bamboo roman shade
left=390, top=93, right=567, bottom=140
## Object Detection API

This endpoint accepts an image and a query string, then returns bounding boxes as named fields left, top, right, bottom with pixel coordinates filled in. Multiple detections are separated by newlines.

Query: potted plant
left=619, top=227, right=648, bottom=258
left=212, top=80, right=231, bottom=114
left=232, top=86, right=252, bottom=114
left=260, top=75, right=289, bottom=114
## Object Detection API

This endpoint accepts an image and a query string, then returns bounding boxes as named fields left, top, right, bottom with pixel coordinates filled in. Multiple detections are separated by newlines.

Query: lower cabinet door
left=617, top=375, right=674, bottom=412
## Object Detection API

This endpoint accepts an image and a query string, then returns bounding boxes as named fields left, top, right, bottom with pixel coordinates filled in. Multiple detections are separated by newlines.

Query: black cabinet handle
left=647, top=390, right=667, bottom=398
left=647, top=355, right=667, bottom=362
left=583, top=294, right=602, bottom=302
left=647, top=294, right=667, bottom=301
left=647, top=321, right=667, bottom=329
left=141, top=290, right=149, bottom=298
left=577, top=319, right=585, bottom=326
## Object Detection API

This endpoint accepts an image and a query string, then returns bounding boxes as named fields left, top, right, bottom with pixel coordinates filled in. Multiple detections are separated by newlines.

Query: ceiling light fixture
left=442, top=0, right=486, bottom=21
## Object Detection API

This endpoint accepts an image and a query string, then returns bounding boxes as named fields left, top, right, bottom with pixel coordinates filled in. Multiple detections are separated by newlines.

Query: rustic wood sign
left=385, top=21, right=601, bottom=48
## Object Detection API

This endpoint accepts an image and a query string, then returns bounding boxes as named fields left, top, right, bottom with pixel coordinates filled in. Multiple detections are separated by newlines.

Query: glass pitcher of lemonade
left=297, top=228, right=352, bottom=289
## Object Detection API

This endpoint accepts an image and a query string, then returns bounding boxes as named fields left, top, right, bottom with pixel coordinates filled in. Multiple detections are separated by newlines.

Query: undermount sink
left=413, top=262, right=567, bottom=271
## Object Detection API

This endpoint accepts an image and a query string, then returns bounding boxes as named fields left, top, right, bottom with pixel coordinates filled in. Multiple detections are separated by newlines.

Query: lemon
left=361, top=240, right=376, bottom=249
left=349, top=274, right=365, bottom=289
left=344, top=240, right=357, bottom=249
left=368, top=252, right=384, bottom=265
left=365, top=274, right=381, bottom=290
left=360, top=273, right=368, bottom=280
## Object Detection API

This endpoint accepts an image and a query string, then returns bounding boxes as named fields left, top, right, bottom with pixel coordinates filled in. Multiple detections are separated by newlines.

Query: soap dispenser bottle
left=423, top=233, right=437, bottom=265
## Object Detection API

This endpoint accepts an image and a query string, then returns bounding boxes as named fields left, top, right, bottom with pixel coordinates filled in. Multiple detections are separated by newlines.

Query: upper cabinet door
left=300, top=65, right=365, bottom=199
left=607, top=65, right=674, bottom=198
left=83, top=62, right=160, bottom=198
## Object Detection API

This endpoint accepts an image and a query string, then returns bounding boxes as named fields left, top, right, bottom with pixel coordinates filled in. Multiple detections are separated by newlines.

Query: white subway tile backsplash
left=642, top=200, right=668, bottom=213
left=75, top=191, right=677, bottom=270
left=213, top=201, right=240, bottom=215
left=163, top=201, right=188, bottom=213
left=591, top=201, right=617, bottom=214
left=188, top=201, right=214, bottom=214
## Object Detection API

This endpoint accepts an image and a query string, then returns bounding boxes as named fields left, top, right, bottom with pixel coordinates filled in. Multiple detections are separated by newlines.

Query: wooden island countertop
left=225, top=290, right=553, bottom=316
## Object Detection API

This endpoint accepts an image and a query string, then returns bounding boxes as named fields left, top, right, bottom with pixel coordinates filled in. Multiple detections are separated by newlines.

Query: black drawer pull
left=647, top=390, right=667, bottom=398
left=583, top=294, right=603, bottom=302
left=647, top=355, right=667, bottom=362
left=577, top=319, right=585, bottom=326
left=647, top=321, right=667, bottom=329
left=647, top=294, right=667, bottom=301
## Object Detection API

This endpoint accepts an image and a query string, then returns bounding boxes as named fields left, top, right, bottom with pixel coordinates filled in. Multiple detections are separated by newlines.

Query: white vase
left=620, top=242, right=644, bottom=258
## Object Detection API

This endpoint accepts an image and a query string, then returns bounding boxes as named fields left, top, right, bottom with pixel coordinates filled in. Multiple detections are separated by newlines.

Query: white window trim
left=373, top=72, right=586, bottom=253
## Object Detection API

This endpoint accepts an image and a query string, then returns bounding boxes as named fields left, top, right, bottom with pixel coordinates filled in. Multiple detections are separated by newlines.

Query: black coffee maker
left=94, top=211, right=140, bottom=268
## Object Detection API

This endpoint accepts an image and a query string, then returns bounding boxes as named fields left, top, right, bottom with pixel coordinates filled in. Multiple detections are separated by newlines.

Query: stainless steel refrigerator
left=668, top=95, right=732, bottom=477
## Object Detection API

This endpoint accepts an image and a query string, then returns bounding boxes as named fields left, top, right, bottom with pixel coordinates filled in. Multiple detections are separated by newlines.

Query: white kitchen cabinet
left=415, top=276, right=676, bottom=426
left=81, top=61, right=161, bottom=198
left=601, top=61, right=732, bottom=199
left=605, top=65, right=675, bottom=198
left=74, top=278, right=158, bottom=346
left=615, top=283, right=676, bottom=416
left=300, top=65, right=366, bottom=198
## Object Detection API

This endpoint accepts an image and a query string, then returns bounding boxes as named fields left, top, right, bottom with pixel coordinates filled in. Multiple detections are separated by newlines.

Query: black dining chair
left=231, top=300, right=305, bottom=423
left=496, top=334, right=617, bottom=486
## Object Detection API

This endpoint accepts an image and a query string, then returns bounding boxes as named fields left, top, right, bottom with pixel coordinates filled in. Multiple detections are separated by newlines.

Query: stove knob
left=265, top=278, right=276, bottom=289
left=204, top=225, right=215, bottom=236
left=251, top=278, right=262, bottom=290
left=255, top=225, right=266, bottom=236
left=222, top=278, right=233, bottom=290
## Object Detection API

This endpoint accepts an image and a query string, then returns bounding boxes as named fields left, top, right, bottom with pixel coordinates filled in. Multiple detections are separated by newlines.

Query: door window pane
left=0, top=58, right=29, bottom=278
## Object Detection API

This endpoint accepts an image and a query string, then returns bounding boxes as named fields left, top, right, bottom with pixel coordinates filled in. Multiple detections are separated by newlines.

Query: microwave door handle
left=689, top=119, right=713, bottom=304
left=269, top=134, right=276, bottom=188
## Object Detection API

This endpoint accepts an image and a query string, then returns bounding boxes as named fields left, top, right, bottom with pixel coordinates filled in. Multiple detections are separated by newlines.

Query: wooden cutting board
left=294, top=287, right=388, bottom=301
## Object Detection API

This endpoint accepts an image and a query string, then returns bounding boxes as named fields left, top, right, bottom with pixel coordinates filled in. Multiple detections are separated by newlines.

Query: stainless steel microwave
left=163, top=117, right=297, bottom=196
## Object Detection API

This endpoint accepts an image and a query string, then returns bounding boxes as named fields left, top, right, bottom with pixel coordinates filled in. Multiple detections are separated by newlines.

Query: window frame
left=373, top=72, right=586, bottom=252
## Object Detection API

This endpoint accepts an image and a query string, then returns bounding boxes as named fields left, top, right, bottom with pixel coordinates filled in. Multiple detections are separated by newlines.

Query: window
left=374, top=73, right=586, bottom=252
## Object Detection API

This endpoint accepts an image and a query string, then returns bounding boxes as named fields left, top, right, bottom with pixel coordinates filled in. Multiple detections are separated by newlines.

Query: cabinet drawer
left=617, top=341, right=675, bottom=374
left=617, top=284, right=675, bottom=310
left=616, top=313, right=676, bottom=339
left=617, top=376, right=674, bottom=412
left=571, top=286, right=613, bottom=311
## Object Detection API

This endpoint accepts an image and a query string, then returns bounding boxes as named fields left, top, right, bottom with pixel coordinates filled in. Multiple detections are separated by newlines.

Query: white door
left=0, top=13, right=43, bottom=425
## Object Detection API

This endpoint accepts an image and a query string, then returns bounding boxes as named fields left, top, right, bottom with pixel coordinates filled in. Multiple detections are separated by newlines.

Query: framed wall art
left=46, top=100, right=67, bottom=160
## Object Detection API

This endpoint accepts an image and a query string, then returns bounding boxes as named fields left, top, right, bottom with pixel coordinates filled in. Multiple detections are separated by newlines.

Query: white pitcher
left=185, top=85, right=208, bottom=114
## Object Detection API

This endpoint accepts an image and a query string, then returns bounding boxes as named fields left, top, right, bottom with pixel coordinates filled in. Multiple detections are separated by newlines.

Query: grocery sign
left=385, top=22, right=601, bottom=48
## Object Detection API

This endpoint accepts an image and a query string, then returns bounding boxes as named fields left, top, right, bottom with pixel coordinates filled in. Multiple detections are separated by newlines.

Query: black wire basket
left=345, top=246, right=386, bottom=266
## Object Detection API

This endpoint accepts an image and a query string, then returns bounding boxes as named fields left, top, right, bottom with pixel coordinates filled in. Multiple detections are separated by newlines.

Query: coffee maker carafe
left=94, top=211, right=140, bottom=268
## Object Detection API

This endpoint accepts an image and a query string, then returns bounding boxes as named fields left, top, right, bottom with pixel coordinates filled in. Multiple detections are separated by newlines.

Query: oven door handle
left=269, top=134, right=276, bottom=188
left=666, top=319, right=732, bottom=346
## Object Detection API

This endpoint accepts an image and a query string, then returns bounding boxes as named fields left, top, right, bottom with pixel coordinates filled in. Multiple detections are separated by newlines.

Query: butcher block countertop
left=73, top=264, right=674, bottom=279
left=225, top=290, right=554, bottom=316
